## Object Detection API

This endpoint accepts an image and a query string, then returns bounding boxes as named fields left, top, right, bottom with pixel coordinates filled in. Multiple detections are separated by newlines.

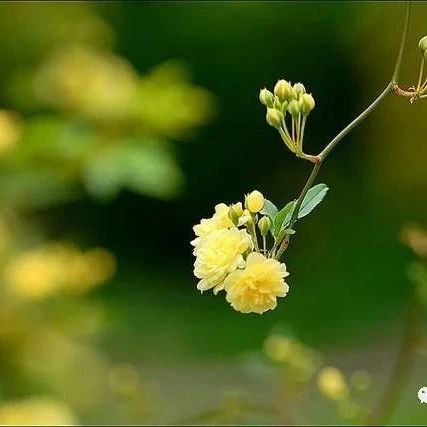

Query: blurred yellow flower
left=191, top=203, right=235, bottom=248
left=263, top=334, right=294, bottom=362
left=5, top=243, right=116, bottom=300
left=245, top=190, right=265, bottom=213
left=194, top=228, right=252, bottom=294
left=263, top=334, right=318, bottom=381
left=34, top=46, right=138, bottom=121
left=317, top=366, right=349, bottom=401
left=401, top=223, right=427, bottom=258
left=0, top=397, right=77, bottom=425
left=0, top=110, right=21, bottom=155
left=224, top=252, right=289, bottom=314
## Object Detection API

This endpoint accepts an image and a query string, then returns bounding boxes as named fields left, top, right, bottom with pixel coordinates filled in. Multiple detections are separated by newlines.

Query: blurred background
left=0, top=1, right=426, bottom=425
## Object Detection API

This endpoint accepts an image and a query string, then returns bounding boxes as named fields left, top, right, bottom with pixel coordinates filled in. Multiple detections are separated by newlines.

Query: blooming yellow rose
left=224, top=252, right=289, bottom=314
left=194, top=228, right=252, bottom=294
left=191, top=203, right=235, bottom=248
left=245, top=190, right=265, bottom=213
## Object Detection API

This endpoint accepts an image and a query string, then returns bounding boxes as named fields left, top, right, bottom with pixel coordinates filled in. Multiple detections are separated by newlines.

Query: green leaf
left=83, top=138, right=184, bottom=201
left=275, top=227, right=296, bottom=243
left=298, top=183, right=329, bottom=219
left=273, top=201, right=296, bottom=237
left=260, top=199, right=278, bottom=220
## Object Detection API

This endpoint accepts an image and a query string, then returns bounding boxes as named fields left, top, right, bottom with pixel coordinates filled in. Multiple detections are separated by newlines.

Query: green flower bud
left=274, top=79, right=294, bottom=103
left=266, top=108, right=283, bottom=128
left=258, top=216, right=271, bottom=237
left=273, top=97, right=282, bottom=111
left=281, top=100, right=288, bottom=113
left=299, top=93, right=315, bottom=116
left=259, top=88, right=275, bottom=107
left=292, top=82, right=306, bottom=99
left=287, top=99, right=300, bottom=117
left=419, top=36, right=427, bottom=53
left=228, top=206, right=241, bottom=226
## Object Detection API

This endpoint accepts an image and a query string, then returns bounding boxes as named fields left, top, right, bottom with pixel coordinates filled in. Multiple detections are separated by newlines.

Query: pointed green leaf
left=297, top=183, right=329, bottom=219
left=273, top=201, right=296, bottom=237
left=260, top=199, right=278, bottom=220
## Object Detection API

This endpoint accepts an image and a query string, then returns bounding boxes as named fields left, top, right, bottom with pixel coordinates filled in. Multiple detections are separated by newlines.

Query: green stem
left=279, top=128, right=296, bottom=153
left=275, top=1, right=411, bottom=259
left=300, top=115, right=307, bottom=150
left=391, top=1, right=411, bottom=84
left=318, top=84, right=392, bottom=161
left=250, top=219, right=260, bottom=253
left=296, top=114, right=301, bottom=149
left=417, top=57, right=425, bottom=90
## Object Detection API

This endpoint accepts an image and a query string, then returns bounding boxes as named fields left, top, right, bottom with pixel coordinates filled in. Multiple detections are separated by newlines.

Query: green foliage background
left=0, top=1, right=426, bottom=425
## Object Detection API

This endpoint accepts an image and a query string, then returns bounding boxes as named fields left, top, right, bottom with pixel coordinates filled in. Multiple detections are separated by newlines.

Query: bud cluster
left=259, top=79, right=315, bottom=161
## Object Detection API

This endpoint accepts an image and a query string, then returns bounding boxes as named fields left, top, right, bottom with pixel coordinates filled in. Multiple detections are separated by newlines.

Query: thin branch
left=276, top=1, right=411, bottom=257
left=391, top=1, right=411, bottom=84
left=318, top=84, right=392, bottom=161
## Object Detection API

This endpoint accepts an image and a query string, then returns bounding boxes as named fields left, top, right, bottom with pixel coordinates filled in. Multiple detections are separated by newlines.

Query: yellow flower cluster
left=192, top=190, right=290, bottom=314
left=5, top=242, right=116, bottom=300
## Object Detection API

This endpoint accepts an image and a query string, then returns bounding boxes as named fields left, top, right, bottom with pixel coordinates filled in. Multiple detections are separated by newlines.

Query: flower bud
left=273, top=97, right=282, bottom=111
left=230, top=202, right=243, bottom=217
left=266, top=108, right=283, bottom=129
left=259, top=88, right=275, bottom=107
left=292, top=82, right=306, bottom=99
left=228, top=206, right=240, bottom=226
left=299, top=93, right=315, bottom=116
left=419, top=36, right=427, bottom=57
left=287, top=99, right=300, bottom=117
left=245, top=190, right=265, bottom=213
left=258, top=216, right=271, bottom=236
left=274, top=79, right=293, bottom=102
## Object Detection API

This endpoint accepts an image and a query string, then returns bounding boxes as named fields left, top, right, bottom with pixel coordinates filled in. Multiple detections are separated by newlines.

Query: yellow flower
left=191, top=203, right=238, bottom=248
left=224, top=252, right=289, bottom=314
left=5, top=243, right=115, bottom=300
left=0, top=397, right=77, bottom=425
left=245, top=190, right=265, bottom=213
left=317, top=366, right=349, bottom=401
left=0, top=110, right=21, bottom=155
left=194, top=228, right=252, bottom=294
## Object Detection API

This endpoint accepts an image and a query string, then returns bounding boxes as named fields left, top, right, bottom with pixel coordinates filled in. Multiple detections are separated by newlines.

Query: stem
left=276, top=163, right=321, bottom=259
left=250, top=220, right=260, bottom=252
left=275, top=1, right=411, bottom=258
left=365, top=290, right=421, bottom=425
left=292, top=118, right=295, bottom=142
left=279, top=128, right=296, bottom=153
left=296, top=114, right=301, bottom=149
left=318, top=84, right=392, bottom=161
left=300, top=115, right=307, bottom=149
left=417, top=57, right=425, bottom=90
left=391, top=1, right=411, bottom=84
